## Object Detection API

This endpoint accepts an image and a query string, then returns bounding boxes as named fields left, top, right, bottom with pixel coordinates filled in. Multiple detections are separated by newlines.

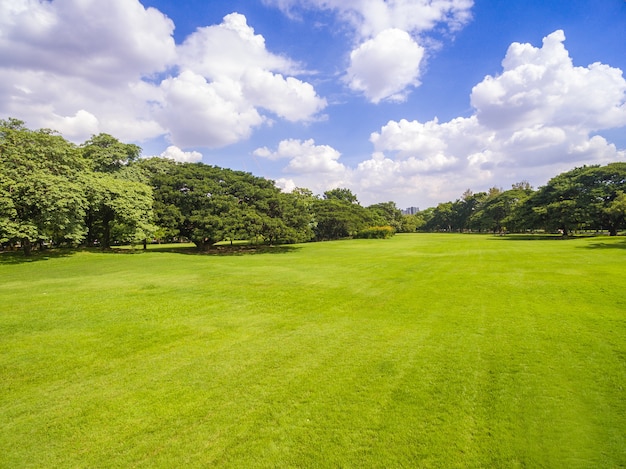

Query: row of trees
left=412, top=164, right=626, bottom=236
left=2, top=119, right=625, bottom=255
left=0, top=119, right=402, bottom=254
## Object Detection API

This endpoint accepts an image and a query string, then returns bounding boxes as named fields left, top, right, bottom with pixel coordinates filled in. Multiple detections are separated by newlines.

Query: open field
left=1, top=234, right=625, bottom=467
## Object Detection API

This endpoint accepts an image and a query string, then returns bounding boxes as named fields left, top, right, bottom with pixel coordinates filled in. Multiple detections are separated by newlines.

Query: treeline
left=2, top=119, right=625, bottom=255
left=0, top=119, right=398, bottom=255
left=409, top=164, right=626, bottom=236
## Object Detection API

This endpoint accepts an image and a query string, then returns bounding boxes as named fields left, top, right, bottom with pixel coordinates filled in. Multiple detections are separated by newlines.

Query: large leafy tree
left=0, top=119, right=88, bottom=254
left=575, top=163, right=626, bottom=235
left=81, top=134, right=155, bottom=248
left=148, top=161, right=304, bottom=249
left=520, top=164, right=626, bottom=235
left=471, top=185, right=532, bottom=233
left=312, top=189, right=373, bottom=240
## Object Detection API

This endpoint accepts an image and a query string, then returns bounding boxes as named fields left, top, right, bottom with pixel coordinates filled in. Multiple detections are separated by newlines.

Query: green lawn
left=1, top=234, right=624, bottom=467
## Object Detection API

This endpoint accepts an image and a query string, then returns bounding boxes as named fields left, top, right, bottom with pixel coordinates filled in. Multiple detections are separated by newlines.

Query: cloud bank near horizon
left=260, top=30, right=626, bottom=205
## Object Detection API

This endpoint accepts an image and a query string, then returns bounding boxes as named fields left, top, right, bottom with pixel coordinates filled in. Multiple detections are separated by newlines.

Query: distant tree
left=312, top=197, right=372, bottom=240
left=367, top=201, right=403, bottom=231
left=425, top=202, right=454, bottom=231
left=472, top=186, right=532, bottom=233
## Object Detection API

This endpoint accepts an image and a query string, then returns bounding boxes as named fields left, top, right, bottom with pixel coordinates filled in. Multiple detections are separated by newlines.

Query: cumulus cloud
left=0, top=3, right=325, bottom=150
left=265, top=0, right=473, bottom=38
left=159, top=145, right=203, bottom=163
left=0, top=0, right=173, bottom=142
left=255, top=139, right=350, bottom=193
left=174, top=12, right=326, bottom=130
left=266, top=0, right=473, bottom=102
left=255, top=138, right=347, bottom=173
left=157, top=71, right=264, bottom=148
left=347, top=29, right=424, bottom=103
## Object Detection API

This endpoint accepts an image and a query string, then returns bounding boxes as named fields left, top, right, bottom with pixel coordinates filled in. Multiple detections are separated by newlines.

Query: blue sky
left=1, top=0, right=625, bottom=208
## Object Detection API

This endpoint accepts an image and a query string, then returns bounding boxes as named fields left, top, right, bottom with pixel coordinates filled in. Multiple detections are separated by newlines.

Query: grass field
left=1, top=234, right=625, bottom=467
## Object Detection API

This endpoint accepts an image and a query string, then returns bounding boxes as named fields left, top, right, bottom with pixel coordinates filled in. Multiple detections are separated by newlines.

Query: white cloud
left=162, top=12, right=326, bottom=145
left=0, top=0, right=174, bottom=142
left=157, top=71, right=264, bottom=148
left=266, top=0, right=473, bottom=102
left=242, top=69, right=326, bottom=121
left=471, top=30, right=626, bottom=132
left=178, top=12, right=296, bottom=79
left=159, top=145, right=203, bottom=163
left=265, top=0, right=473, bottom=38
left=347, top=29, right=424, bottom=103
left=255, top=138, right=346, bottom=173
left=255, top=139, right=350, bottom=194
left=0, top=4, right=325, bottom=150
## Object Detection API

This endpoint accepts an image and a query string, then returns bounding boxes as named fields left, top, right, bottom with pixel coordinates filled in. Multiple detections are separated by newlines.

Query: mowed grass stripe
left=0, top=234, right=624, bottom=467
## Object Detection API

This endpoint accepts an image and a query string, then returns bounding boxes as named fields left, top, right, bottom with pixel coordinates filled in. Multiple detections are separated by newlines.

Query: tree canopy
left=2, top=119, right=625, bottom=255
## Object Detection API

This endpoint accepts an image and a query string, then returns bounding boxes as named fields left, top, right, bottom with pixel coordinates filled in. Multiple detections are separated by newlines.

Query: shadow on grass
left=581, top=240, right=626, bottom=250
left=489, top=233, right=626, bottom=248
left=0, top=248, right=79, bottom=265
left=489, top=234, right=572, bottom=241
left=0, top=244, right=301, bottom=264
left=111, top=244, right=302, bottom=256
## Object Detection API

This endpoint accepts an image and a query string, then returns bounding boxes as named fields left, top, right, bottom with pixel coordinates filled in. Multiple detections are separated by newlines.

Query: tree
left=471, top=186, right=532, bottom=233
left=84, top=173, right=155, bottom=248
left=312, top=197, right=372, bottom=240
left=605, top=191, right=626, bottom=233
left=575, top=163, right=626, bottom=235
left=521, top=164, right=626, bottom=236
left=367, top=201, right=403, bottom=231
left=81, top=133, right=141, bottom=173
left=323, top=188, right=359, bottom=204
left=0, top=119, right=88, bottom=254
left=80, top=134, right=155, bottom=248
left=149, top=162, right=294, bottom=249
left=425, top=202, right=454, bottom=232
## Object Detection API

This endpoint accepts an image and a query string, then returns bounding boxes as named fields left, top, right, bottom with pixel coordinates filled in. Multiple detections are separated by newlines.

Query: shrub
left=355, top=225, right=395, bottom=239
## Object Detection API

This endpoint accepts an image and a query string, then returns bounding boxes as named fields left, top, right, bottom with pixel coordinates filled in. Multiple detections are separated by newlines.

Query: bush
left=355, top=226, right=395, bottom=239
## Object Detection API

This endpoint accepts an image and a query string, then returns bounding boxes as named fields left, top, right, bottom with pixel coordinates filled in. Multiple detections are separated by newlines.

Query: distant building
left=402, top=206, right=419, bottom=215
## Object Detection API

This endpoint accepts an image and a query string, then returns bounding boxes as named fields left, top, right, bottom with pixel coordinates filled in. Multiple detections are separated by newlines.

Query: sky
left=1, top=0, right=625, bottom=209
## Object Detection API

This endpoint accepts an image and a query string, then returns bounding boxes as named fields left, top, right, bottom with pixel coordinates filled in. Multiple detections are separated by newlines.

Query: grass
left=1, top=234, right=625, bottom=467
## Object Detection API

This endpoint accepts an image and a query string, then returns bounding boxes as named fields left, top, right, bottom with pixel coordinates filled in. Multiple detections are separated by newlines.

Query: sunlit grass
left=1, top=234, right=624, bottom=467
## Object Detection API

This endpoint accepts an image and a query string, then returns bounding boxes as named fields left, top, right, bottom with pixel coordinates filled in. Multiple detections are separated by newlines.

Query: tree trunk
left=22, top=238, right=32, bottom=256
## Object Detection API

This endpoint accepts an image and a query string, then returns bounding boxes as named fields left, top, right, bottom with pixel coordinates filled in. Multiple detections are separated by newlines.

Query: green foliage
left=323, top=187, right=359, bottom=204
left=81, top=133, right=141, bottom=173
left=367, top=201, right=403, bottom=231
left=312, top=197, right=373, bottom=240
left=0, top=120, right=155, bottom=253
left=149, top=161, right=309, bottom=248
left=355, top=225, right=395, bottom=238
left=0, top=119, right=88, bottom=253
